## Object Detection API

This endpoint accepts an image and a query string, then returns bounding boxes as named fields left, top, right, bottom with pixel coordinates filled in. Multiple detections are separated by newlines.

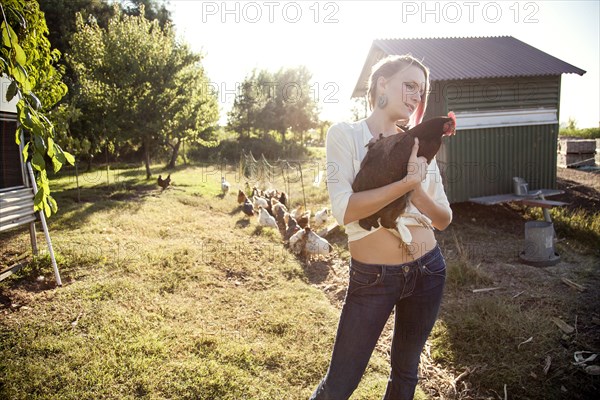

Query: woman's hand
left=404, top=138, right=428, bottom=188
left=409, top=181, right=452, bottom=231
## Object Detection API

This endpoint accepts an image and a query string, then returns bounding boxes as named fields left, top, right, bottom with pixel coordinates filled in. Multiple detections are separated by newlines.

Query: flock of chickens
left=222, top=177, right=333, bottom=259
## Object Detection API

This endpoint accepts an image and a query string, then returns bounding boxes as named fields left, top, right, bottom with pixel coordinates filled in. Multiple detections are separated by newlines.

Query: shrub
left=559, top=127, right=600, bottom=139
left=188, top=136, right=309, bottom=163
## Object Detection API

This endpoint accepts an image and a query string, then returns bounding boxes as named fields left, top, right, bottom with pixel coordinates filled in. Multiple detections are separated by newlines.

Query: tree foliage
left=1, top=0, right=72, bottom=217
left=68, top=4, right=218, bottom=177
left=39, top=0, right=171, bottom=62
left=227, top=66, right=319, bottom=143
left=162, top=63, right=220, bottom=169
left=39, top=0, right=173, bottom=164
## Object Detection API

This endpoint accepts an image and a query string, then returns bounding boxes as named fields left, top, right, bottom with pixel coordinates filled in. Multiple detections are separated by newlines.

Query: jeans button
left=403, top=265, right=409, bottom=273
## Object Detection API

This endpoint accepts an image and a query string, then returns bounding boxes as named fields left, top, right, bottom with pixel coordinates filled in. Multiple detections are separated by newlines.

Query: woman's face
left=378, top=65, right=426, bottom=122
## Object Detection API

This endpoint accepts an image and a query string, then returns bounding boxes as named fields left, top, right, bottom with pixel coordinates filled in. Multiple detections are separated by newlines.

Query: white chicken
left=288, top=228, right=308, bottom=255
left=314, top=208, right=329, bottom=225
left=221, top=177, right=230, bottom=194
left=264, top=188, right=277, bottom=198
left=258, top=206, right=278, bottom=229
left=253, top=195, right=269, bottom=210
left=305, top=228, right=332, bottom=256
left=289, top=227, right=332, bottom=257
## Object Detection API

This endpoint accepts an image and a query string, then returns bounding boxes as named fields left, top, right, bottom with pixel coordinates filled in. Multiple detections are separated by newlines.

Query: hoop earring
left=377, top=94, right=388, bottom=109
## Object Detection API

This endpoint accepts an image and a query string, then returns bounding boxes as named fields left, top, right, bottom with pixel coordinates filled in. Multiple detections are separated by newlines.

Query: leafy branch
left=0, top=0, right=72, bottom=217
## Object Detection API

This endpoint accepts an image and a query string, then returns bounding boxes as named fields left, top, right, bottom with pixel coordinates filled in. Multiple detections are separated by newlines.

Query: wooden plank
left=519, top=199, right=569, bottom=208
left=0, top=186, right=27, bottom=195
left=0, top=215, right=37, bottom=232
left=0, top=187, right=32, bottom=198
left=0, top=206, right=36, bottom=224
left=557, top=153, right=596, bottom=168
left=557, top=139, right=596, bottom=154
left=0, top=201, right=34, bottom=215
left=0, top=198, right=34, bottom=211
left=0, top=261, right=28, bottom=282
left=469, top=193, right=517, bottom=205
left=0, top=191, right=34, bottom=200
left=469, top=189, right=565, bottom=206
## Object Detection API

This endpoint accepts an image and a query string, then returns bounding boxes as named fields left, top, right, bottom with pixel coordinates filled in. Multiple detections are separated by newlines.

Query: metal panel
left=353, top=36, right=586, bottom=97
left=437, top=124, right=559, bottom=203
left=443, top=76, right=561, bottom=112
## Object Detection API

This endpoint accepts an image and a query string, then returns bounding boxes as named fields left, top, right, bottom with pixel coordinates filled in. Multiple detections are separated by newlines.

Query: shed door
left=0, top=117, right=24, bottom=189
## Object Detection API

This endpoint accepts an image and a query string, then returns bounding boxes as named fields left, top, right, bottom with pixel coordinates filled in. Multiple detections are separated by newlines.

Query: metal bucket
left=519, top=221, right=560, bottom=266
left=513, top=177, right=528, bottom=196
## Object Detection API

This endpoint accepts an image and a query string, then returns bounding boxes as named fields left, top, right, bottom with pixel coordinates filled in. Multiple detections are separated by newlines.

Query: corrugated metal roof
left=352, top=36, right=586, bottom=98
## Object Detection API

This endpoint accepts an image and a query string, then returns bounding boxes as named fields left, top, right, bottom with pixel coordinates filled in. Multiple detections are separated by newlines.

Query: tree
left=351, top=97, right=368, bottom=122
left=227, top=69, right=271, bottom=138
left=162, top=61, right=219, bottom=169
left=68, top=5, right=203, bottom=178
left=120, top=0, right=171, bottom=28
left=40, top=0, right=171, bottom=63
left=39, top=1, right=173, bottom=167
left=1, top=0, right=72, bottom=217
left=228, top=66, right=319, bottom=144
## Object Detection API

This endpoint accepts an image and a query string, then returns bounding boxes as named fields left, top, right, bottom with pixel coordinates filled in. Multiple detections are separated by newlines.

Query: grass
left=525, top=206, right=600, bottom=252
left=559, top=127, right=600, bottom=139
left=0, top=160, right=389, bottom=399
left=2, top=156, right=599, bottom=399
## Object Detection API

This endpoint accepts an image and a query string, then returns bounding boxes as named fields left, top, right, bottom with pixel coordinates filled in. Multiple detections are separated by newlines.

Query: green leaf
left=31, top=151, right=45, bottom=171
left=47, top=137, right=55, bottom=157
left=6, top=80, right=18, bottom=102
left=9, top=64, right=27, bottom=85
left=13, top=42, right=26, bottom=65
left=48, top=196, right=58, bottom=214
left=15, top=126, right=21, bottom=145
left=51, top=156, right=63, bottom=173
left=22, top=142, right=30, bottom=162
left=34, top=134, right=46, bottom=152
left=40, top=170, right=50, bottom=194
left=1, top=21, right=18, bottom=48
left=63, top=151, right=75, bottom=165
left=33, top=185, right=44, bottom=212
left=28, top=92, right=42, bottom=111
left=43, top=199, right=51, bottom=218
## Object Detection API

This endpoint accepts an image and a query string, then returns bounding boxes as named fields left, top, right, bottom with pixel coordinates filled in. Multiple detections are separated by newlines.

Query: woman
left=310, top=55, right=453, bottom=400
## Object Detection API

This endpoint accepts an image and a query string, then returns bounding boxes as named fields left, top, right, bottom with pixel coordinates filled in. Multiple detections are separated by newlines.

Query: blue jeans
left=310, top=244, right=447, bottom=400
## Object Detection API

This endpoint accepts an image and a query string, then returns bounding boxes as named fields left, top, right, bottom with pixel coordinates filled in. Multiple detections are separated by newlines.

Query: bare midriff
left=348, top=225, right=437, bottom=264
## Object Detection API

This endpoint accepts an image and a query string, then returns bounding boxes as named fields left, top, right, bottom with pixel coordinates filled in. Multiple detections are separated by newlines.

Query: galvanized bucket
left=519, top=221, right=560, bottom=267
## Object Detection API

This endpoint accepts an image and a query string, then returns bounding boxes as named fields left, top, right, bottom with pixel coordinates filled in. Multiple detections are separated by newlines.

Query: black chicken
left=157, top=174, right=171, bottom=191
left=241, top=198, right=254, bottom=217
left=351, top=112, right=456, bottom=233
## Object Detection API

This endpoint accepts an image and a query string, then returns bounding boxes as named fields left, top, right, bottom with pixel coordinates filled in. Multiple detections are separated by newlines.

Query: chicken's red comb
left=448, top=111, right=456, bottom=125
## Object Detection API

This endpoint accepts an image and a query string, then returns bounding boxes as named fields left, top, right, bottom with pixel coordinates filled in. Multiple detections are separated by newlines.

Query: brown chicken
left=157, top=174, right=171, bottom=191
left=237, top=189, right=248, bottom=204
left=351, top=112, right=456, bottom=233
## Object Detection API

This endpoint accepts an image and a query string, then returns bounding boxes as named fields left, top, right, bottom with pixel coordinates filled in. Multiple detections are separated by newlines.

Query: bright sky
left=168, top=0, right=599, bottom=128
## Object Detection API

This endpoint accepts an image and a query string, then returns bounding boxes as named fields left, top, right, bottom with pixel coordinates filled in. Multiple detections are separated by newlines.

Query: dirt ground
left=305, top=165, right=600, bottom=399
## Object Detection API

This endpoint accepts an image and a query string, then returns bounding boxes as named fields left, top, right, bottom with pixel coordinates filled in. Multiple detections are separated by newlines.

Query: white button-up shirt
left=325, top=119, right=452, bottom=243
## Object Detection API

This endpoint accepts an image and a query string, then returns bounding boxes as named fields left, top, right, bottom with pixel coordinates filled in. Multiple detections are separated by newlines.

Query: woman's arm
left=409, top=186, right=452, bottom=230
left=341, top=139, right=428, bottom=225
left=409, top=159, right=453, bottom=230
